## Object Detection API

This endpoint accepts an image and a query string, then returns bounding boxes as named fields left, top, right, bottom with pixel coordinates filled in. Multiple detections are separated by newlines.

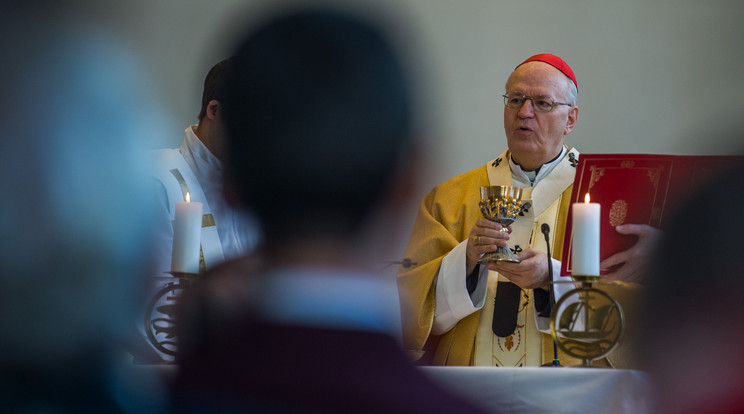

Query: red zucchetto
left=517, top=53, right=577, bottom=91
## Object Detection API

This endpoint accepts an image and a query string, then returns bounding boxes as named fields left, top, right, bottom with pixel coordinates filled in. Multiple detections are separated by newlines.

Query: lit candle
left=571, top=193, right=600, bottom=276
left=171, top=192, right=203, bottom=273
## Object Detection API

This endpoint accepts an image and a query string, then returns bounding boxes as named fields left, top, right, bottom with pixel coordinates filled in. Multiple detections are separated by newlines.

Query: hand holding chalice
left=478, top=185, right=524, bottom=263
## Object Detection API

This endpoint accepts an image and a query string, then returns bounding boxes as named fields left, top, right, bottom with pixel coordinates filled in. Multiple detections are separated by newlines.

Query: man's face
left=503, top=62, right=578, bottom=170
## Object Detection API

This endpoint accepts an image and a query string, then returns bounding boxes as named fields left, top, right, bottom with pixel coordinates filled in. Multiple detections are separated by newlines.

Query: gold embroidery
left=202, top=213, right=215, bottom=228
left=518, top=289, right=529, bottom=311
left=609, top=199, right=628, bottom=227
left=588, top=165, right=605, bottom=191
left=647, top=167, right=662, bottom=190
left=496, top=324, right=523, bottom=352
left=651, top=207, right=662, bottom=222
left=169, top=169, right=190, bottom=201
left=620, top=160, right=635, bottom=168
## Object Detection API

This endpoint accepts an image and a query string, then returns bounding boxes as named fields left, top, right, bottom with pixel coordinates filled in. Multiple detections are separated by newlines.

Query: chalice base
left=479, top=246, right=520, bottom=263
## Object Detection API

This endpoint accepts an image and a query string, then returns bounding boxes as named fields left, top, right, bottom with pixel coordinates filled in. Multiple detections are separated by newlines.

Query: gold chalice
left=478, top=185, right=524, bottom=263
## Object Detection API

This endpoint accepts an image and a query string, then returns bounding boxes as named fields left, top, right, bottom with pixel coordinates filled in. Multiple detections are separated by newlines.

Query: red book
left=560, top=154, right=743, bottom=276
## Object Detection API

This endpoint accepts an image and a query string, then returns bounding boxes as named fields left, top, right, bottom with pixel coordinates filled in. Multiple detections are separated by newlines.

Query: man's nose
left=518, top=98, right=535, bottom=117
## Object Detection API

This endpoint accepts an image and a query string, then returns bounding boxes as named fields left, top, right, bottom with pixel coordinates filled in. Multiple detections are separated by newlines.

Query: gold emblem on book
left=647, top=167, right=663, bottom=191
left=609, top=199, right=628, bottom=227
left=588, top=165, right=605, bottom=191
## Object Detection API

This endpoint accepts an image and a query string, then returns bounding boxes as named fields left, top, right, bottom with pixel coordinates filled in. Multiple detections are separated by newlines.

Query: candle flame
left=186, top=192, right=191, bottom=203
left=584, top=193, right=591, bottom=204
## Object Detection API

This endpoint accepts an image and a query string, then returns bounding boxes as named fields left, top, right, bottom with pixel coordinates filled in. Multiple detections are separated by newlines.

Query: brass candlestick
left=549, top=276, right=625, bottom=367
left=144, top=271, right=196, bottom=360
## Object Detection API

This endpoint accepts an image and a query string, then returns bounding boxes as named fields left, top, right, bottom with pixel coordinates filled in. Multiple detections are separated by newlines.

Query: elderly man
left=398, top=54, right=582, bottom=367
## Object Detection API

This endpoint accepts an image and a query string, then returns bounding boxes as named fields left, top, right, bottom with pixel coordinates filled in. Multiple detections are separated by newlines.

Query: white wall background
left=85, top=0, right=744, bottom=255
left=100, top=0, right=744, bottom=181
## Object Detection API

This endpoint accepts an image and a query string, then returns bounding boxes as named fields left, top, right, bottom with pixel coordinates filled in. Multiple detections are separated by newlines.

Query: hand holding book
left=561, top=153, right=744, bottom=280
left=599, top=223, right=661, bottom=283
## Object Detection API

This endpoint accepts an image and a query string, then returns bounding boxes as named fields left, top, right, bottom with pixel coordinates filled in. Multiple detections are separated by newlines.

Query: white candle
left=171, top=192, right=203, bottom=273
left=571, top=193, right=600, bottom=276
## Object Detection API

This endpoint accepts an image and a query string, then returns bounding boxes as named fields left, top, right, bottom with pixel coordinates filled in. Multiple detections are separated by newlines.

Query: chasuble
left=397, top=148, right=586, bottom=366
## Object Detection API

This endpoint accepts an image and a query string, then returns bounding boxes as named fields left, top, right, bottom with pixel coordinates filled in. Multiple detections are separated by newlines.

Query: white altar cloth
left=420, top=366, right=652, bottom=413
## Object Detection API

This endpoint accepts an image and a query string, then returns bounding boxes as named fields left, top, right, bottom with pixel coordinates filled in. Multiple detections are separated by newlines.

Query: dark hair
left=223, top=8, right=412, bottom=240
left=197, top=58, right=233, bottom=121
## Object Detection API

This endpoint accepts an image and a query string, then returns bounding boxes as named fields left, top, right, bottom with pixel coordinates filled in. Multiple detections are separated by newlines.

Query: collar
left=180, top=125, right=222, bottom=181
left=257, top=267, right=402, bottom=338
left=509, top=145, right=567, bottom=187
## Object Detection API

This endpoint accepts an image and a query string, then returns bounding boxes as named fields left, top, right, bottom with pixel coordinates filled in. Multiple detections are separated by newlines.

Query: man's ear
left=564, top=105, right=579, bottom=135
left=206, top=99, right=221, bottom=121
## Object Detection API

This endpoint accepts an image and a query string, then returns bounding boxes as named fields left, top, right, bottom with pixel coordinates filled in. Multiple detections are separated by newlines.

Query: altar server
left=151, top=58, right=260, bottom=277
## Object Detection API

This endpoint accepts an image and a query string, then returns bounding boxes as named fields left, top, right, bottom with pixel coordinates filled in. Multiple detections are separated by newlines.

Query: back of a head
left=642, top=157, right=744, bottom=412
left=223, top=8, right=412, bottom=240
left=198, top=58, right=233, bottom=121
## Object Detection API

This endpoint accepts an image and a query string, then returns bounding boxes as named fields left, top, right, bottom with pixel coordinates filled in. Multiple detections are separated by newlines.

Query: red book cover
left=560, top=154, right=743, bottom=276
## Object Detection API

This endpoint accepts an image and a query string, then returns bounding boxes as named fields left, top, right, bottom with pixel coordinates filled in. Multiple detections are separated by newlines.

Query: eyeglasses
left=502, top=94, right=572, bottom=112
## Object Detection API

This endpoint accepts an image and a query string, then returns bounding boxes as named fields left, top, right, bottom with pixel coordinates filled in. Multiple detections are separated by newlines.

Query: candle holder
left=549, top=276, right=625, bottom=367
left=478, top=185, right=525, bottom=263
left=144, top=271, right=197, bottom=361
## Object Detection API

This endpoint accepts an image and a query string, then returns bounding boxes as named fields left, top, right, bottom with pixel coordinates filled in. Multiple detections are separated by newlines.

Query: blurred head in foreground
left=222, top=6, right=415, bottom=265
left=0, top=8, right=166, bottom=412
left=170, top=7, right=497, bottom=414
left=641, top=157, right=744, bottom=413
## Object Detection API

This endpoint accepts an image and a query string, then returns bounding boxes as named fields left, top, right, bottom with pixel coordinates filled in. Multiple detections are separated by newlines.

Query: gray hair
left=565, top=76, right=577, bottom=106
left=504, top=66, right=578, bottom=106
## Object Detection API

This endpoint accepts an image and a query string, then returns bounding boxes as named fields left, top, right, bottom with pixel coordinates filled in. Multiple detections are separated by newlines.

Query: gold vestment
left=397, top=148, right=587, bottom=366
